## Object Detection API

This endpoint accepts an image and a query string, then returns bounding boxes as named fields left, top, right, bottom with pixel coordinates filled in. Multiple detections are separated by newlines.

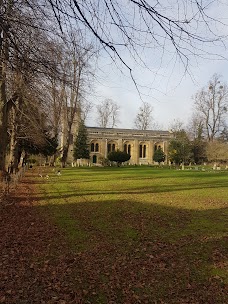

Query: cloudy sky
left=85, top=0, right=228, bottom=130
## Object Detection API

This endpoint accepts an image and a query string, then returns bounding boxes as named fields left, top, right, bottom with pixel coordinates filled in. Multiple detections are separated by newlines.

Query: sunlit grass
left=36, top=166, right=228, bottom=302
left=37, top=166, right=228, bottom=245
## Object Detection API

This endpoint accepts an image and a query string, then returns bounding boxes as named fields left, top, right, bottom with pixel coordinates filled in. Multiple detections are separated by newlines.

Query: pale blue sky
left=85, top=0, right=228, bottom=130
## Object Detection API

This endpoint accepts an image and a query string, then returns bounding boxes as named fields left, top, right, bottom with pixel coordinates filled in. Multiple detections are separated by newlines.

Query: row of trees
left=74, top=117, right=227, bottom=167
left=1, top=1, right=227, bottom=175
left=168, top=75, right=228, bottom=164
left=0, top=1, right=96, bottom=174
left=95, top=75, right=228, bottom=138
left=95, top=99, right=155, bottom=130
left=168, top=130, right=228, bottom=166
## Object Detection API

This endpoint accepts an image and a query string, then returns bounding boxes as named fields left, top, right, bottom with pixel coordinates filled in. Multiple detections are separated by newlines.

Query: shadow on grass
left=15, top=176, right=228, bottom=204
left=3, top=175, right=227, bottom=304
left=13, top=192, right=228, bottom=303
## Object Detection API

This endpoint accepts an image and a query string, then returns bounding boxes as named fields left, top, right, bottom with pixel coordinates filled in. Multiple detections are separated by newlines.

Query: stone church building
left=65, top=126, right=174, bottom=165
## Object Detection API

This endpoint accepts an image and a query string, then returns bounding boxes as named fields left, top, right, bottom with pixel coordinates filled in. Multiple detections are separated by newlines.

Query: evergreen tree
left=153, top=147, right=166, bottom=165
left=168, top=130, right=192, bottom=165
left=73, top=122, right=90, bottom=160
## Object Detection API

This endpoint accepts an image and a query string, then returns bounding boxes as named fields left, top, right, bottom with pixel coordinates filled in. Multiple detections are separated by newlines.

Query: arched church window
left=143, top=145, right=146, bottom=158
left=112, top=144, right=115, bottom=151
left=95, top=143, right=99, bottom=152
left=139, top=145, right=143, bottom=158
left=128, top=144, right=131, bottom=155
left=91, top=143, right=95, bottom=152
left=108, top=144, right=111, bottom=153
left=124, top=144, right=127, bottom=153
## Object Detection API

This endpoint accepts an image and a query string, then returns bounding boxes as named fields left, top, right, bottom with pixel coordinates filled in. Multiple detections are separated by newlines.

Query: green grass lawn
left=35, top=166, right=227, bottom=303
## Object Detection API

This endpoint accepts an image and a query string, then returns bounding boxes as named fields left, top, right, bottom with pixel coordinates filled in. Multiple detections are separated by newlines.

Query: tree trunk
left=8, top=102, right=21, bottom=172
left=0, top=0, right=13, bottom=174
left=61, top=131, right=71, bottom=168
left=0, top=53, right=8, bottom=173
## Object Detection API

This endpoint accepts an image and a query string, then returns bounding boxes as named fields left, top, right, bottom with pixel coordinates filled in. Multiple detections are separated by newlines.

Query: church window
left=143, top=145, right=146, bottom=158
left=124, top=144, right=127, bottom=153
left=139, top=145, right=143, bottom=158
left=128, top=144, right=131, bottom=155
left=91, top=143, right=95, bottom=152
left=140, top=144, right=146, bottom=158
left=95, top=143, right=99, bottom=152
left=107, top=142, right=118, bottom=154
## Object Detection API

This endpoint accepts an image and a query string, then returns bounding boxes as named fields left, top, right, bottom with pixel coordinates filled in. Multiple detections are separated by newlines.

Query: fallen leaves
left=0, top=172, right=227, bottom=303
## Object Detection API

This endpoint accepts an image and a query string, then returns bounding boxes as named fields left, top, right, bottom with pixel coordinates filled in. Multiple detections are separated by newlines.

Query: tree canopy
left=1, top=0, right=228, bottom=173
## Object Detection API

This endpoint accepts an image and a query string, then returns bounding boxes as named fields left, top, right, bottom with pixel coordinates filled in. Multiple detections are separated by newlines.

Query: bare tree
left=41, top=0, right=228, bottom=84
left=194, top=74, right=228, bottom=142
left=96, top=99, right=120, bottom=128
left=134, top=102, right=153, bottom=130
left=78, top=98, right=93, bottom=123
left=0, top=0, right=95, bottom=173
left=169, top=119, right=184, bottom=132
left=206, top=140, right=228, bottom=163
left=0, top=1, right=61, bottom=172
left=59, top=33, right=94, bottom=167
left=6, top=62, right=59, bottom=170
left=187, top=113, right=204, bottom=141
left=1, top=0, right=227, bottom=175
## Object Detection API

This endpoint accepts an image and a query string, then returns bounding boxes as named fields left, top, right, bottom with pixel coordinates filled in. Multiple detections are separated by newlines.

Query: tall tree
left=0, top=1, right=61, bottom=172
left=59, top=32, right=93, bottom=167
left=187, top=113, right=204, bottom=141
left=0, top=0, right=11, bottom=173
left=96, top=99, right=120, bottom=128
left=73, top=121, right=90, bottom=160
left=187, top=114, right=206, bottom=164
left=194, top=74, right=228, bottom=142
left=1, top=0, right=228, bottom=175
left=134, top=102, right=153, bottom=130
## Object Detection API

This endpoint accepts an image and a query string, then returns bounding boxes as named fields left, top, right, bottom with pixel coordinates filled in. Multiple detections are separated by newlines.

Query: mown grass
left=35, top=166, right=227, bottom=303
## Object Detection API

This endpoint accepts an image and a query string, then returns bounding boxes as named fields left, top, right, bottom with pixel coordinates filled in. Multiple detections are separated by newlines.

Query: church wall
left=85, top=127, right=174, bottom=166
left=63, top=126, right=174, bottom=165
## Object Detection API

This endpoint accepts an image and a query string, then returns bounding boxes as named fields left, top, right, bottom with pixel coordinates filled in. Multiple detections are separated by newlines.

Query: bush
left=153, top=147, right=166, bottom=164
left=108, top=150, right=131, bottom=166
